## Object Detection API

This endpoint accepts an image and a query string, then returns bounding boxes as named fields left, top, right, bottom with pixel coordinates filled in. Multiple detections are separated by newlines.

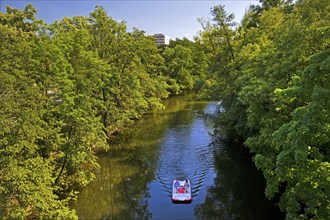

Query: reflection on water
left=72, top=94, right=283, bottom=220
left=194, top=139, right=285, bottom=220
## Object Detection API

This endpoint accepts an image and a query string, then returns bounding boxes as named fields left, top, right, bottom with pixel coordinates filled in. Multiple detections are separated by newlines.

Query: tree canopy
left=1, top=0, right=329, bottom=218
left=199, top=0, right=329, bottom=218
left=0, top=5, right=205, bottom=219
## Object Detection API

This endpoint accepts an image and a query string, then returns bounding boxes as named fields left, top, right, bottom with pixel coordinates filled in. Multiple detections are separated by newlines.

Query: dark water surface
left=72, top=94, right=283, bottom=220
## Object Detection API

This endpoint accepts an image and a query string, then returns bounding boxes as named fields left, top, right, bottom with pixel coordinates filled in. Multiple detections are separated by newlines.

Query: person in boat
left=174, top=180, right=180, bottom=192
left=184, top=180, right=189, bottom=193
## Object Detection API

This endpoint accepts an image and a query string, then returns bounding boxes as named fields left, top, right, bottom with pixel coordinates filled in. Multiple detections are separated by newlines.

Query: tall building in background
left=154, top=33, right=170, bottom=45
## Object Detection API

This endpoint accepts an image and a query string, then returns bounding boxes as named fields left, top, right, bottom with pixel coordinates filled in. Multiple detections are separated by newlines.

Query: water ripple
left=153, top=103, right=218, bottom=198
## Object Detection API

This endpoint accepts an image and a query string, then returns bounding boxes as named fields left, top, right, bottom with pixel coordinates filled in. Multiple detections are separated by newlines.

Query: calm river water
left=72, top=94, right=284, bottom=220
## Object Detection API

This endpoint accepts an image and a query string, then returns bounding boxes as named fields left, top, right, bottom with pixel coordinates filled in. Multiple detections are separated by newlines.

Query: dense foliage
left=199, top=0, right=329, bottom=219
left=0, top=5, right=205, bottom=219
left=1, top=0, right=329, bottom=218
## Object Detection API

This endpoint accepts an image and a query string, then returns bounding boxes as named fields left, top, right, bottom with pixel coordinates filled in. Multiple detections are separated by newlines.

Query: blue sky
left=1, top=0, right=258, bottom=40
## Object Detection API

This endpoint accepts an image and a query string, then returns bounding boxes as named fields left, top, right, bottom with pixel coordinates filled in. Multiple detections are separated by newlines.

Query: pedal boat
left=172, top=180, right=192, bottom=203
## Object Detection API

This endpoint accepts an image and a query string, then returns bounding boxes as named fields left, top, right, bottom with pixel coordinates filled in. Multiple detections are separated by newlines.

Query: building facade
left=154, top=33, right=170, bottom=45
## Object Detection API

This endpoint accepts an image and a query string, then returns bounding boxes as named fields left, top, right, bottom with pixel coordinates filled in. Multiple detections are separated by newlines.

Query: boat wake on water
left=155, top=143, right=216, bottom=198
left=153, top=103, right=219, bottom=199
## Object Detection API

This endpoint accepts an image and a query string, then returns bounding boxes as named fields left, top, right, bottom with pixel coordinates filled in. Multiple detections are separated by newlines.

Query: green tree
left=273, top=50, right=330, bottom=219
left=204, top=0, right=330, bottom=218
left=0, top=5, right=77, bottom=219
left=47, top=16, right=108, bottom=193
left=169, top=38, right=209, bottom=91
left=89, top=6, right=169, bottom=139
left=196, top=4, right=237, bottom=101
left=162, top=45, right=194, bottom=94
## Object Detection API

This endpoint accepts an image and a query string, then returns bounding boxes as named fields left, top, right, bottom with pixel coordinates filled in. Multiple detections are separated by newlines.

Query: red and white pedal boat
left=172, top=180, right=192, bottom=203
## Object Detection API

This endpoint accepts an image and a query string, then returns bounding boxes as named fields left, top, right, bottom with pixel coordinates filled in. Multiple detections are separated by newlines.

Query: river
left=72, top=94, right=284, bottom=220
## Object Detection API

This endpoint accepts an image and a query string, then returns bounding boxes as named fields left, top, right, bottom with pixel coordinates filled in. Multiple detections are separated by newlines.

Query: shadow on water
left=71, top=147, right=154, bottom=220
left=194, top=138, right=285, bottom=220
